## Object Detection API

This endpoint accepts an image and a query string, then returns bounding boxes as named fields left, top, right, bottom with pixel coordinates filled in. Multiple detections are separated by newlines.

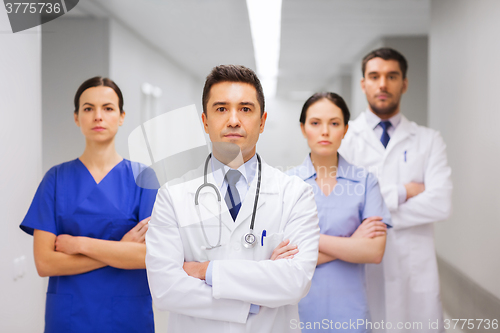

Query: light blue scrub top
left=288, top=154, right=391, bottom=333
left=20, top=159, right=158, bottom=333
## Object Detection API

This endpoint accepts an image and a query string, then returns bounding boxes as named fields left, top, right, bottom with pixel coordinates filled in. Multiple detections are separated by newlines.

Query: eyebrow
left=309, top=117, right=342, bottom=121
left=211, top=101, right=255, bottom=107
left=367, top=71, right=401, bottom=76
left=240, top=102, right=255, bottom=106
left=82, top=102, right=116, bottom=107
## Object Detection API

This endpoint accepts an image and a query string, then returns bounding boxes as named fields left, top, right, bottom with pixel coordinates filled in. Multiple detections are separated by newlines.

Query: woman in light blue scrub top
left=20, top=77, right=158, bottom=333
left=288, top=92, right=392, bottom=333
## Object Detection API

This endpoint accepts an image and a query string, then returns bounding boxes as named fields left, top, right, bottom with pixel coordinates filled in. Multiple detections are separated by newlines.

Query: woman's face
left=74, top=86, right=125, bottom=143
left=301, top=98, right=348, bottom=157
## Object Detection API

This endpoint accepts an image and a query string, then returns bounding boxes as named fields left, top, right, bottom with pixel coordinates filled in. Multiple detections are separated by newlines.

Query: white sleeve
left=212, top=183, right=320, bottom=308
left=392, top=131, right=453, bottom=230
left=145, top=187, right=251, bottom=323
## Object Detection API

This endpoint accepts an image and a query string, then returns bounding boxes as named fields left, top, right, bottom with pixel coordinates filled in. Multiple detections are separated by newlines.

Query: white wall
left=42, top=18, right=110, bottom=172
left=257, top=97, right=310, bottom=170
left=429, top=0, right=500, bottom=299
left=0, top=12, right=45, bottom=332
left=108, top=20, right=202, bottom=160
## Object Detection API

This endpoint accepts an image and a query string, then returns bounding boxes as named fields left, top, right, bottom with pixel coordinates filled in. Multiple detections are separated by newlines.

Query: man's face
left=202, top=81, right=267, bottom=163
left=361, top=58, right=408, bottom=119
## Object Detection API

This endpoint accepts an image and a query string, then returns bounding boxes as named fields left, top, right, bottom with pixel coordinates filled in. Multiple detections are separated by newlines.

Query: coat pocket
left=252, top=232, right=284, bottom=260
left=45, top=293, right=73, bottom=333
left=112, top=295, right=154, bottom=333
left=399, top=151, right=425, bottom=184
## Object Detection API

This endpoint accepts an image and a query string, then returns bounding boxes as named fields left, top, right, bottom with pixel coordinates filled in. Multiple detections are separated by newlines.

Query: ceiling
left=70, top=0, right=429, bottom=99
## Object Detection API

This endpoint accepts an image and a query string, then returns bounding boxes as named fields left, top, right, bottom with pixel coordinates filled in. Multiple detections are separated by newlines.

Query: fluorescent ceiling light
left=246, top=0, right=282, bottom=98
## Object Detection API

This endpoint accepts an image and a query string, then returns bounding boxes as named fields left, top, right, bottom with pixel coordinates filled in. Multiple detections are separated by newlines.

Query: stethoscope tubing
left=195, top=153, right=261, bottom=250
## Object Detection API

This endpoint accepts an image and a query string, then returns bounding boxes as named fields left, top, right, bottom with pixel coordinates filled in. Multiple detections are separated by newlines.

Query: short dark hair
left=202, top=65, right=265, bottom=116
left=362, top=47, right=408, bottom=79
left=300, top=92, right=350, bottom=125
left=74, top=76, right=124, bottom=114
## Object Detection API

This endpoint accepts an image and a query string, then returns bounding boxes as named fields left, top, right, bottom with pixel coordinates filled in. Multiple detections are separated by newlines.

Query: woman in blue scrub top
left=20, top=77, right=158, bottom=333
left=288, top=92, right=392, bottom=333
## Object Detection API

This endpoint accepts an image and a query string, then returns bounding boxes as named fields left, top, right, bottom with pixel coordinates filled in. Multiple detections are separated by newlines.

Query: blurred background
left=1, top=0, right=499, bottom=331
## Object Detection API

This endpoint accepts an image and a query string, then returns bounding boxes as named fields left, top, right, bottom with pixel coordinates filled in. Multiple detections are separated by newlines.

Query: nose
left=321, top=123, right=329, bottom=136
left=379, top=76, right=387, bottom=90
left=94, top=108, right=103, bottom=122
left=227, top=109, right=240, bottom=127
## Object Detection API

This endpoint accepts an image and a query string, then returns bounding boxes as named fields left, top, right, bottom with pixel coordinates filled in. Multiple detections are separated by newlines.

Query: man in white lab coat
left=145, top=65, right=320, bottom=333
left=339, top=48, right=452, bottom=332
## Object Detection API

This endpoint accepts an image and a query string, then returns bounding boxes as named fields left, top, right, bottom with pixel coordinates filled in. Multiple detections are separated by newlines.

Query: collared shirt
left=365, top=108, right=402, bottom=139
left=365, top=109, right=407, bottom=204
left=287, top=154, right=392, bottom=330
left=210, top=153, right=258, bottom=202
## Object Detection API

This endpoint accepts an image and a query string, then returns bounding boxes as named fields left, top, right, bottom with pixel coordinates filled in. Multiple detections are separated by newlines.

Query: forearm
left=37, top=252, right=106, bottom=277
left=34, top=230, right=105, bottom=277
left=78, top=237, right=146, bottom=270
left=317, top=252, right=336, bottom=266
left=318, top=234, right=385, bottom=264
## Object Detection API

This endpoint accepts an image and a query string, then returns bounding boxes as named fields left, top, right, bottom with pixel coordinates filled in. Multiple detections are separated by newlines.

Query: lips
left=92, top=126, right=105, bottom=131
left=224, top=133, right=243, bottom=138
left=318, top=141, right=331, bottom=145
left=376, top=93, right=391, bottom=99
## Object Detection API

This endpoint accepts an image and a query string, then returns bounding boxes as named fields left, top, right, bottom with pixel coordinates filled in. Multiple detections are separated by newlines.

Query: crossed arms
left=33, top=217, right=150, bottom=277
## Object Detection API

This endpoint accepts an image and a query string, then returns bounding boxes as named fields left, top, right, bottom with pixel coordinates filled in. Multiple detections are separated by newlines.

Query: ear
left=402, top=77, right=408, bottom=94
left=201, top=112, right=209, bottom=134
left=119, top=111, right=126, bottom=126
left=342, top=123, right=349, bottom=139
left=300, top=123, right=307, bottom=138
left=259, top=111, right=268, bottom=133
left=74, top=112, right=80, bottom=127
left=360, top=77, right=366, bottom=94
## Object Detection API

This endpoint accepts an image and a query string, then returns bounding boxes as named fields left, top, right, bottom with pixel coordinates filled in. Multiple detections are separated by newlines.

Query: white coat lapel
left=187, top=166, right=234, bottom=232
left=353, top=113, right=385, bottom=155
left=385, top=115, right=416, bottom=153
left=233, top=161, right=277, bottom=230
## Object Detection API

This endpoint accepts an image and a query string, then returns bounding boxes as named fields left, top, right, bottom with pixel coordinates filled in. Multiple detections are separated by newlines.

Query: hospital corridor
left=1, top=0, right=499, bottom=332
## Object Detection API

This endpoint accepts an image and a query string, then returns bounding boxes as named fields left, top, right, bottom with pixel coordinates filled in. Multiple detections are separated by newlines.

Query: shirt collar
left=211, top=153, right=257, bottom=189
left=365, top=109, right=402, bottom=130
left=295, top=153, right=360, bottom=183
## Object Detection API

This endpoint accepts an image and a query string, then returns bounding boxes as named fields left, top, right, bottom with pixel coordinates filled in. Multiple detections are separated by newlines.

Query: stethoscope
left=195, top=153, right=262, bottom=250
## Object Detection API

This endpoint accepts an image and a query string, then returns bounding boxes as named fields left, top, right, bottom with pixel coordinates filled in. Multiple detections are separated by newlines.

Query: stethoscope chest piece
left=242, top=231, right=257, bottom=249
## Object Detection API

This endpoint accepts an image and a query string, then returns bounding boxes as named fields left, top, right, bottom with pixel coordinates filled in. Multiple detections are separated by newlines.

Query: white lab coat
left=145, top=157, right=320, bottom=333
left=338, top=112, right=452, bottom=333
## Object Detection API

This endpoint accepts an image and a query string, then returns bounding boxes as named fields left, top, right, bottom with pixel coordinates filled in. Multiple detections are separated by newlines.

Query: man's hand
left=55, top=234, right=82, bottom=255
left=404, top=182, right=425, bottom=200
left=352, top=216, right=387, bottom=239
left=121, top=217, right=150, bottom=243
left=183, top=261, right=210, bottom=280
left=270, top=239, right=298, bottom=260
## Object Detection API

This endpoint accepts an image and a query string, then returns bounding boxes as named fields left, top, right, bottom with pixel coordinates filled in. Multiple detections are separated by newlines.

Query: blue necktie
left=379, top=121, right=392, bottom=148
left=225, top=170, right=242, bottom=221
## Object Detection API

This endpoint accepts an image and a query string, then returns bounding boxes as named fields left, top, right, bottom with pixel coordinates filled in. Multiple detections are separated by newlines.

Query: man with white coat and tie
left=339, top=48, right=452, bottom=332
left=145, top=65, right=320, bottom=333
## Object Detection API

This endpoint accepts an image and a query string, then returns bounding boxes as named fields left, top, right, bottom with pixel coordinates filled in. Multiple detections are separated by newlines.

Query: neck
left=212, top=145, right=255, bottom=169
left=310, top=151, right=338, bottom=179
left=369, top=106, right=400, bottom=120
left=79, top=139, right=122, bottom=169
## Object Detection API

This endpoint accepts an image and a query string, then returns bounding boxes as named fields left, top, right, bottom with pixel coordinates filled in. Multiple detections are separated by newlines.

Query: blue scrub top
left=288, top=154, right=391, bottom=333
left=20, top=159, right=158, bottom=333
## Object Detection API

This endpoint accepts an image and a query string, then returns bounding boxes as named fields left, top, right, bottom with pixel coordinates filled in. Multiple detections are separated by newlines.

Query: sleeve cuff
left=205, top=261, right=213, bottom=286
left=398, top=184, right=407, bottom=205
